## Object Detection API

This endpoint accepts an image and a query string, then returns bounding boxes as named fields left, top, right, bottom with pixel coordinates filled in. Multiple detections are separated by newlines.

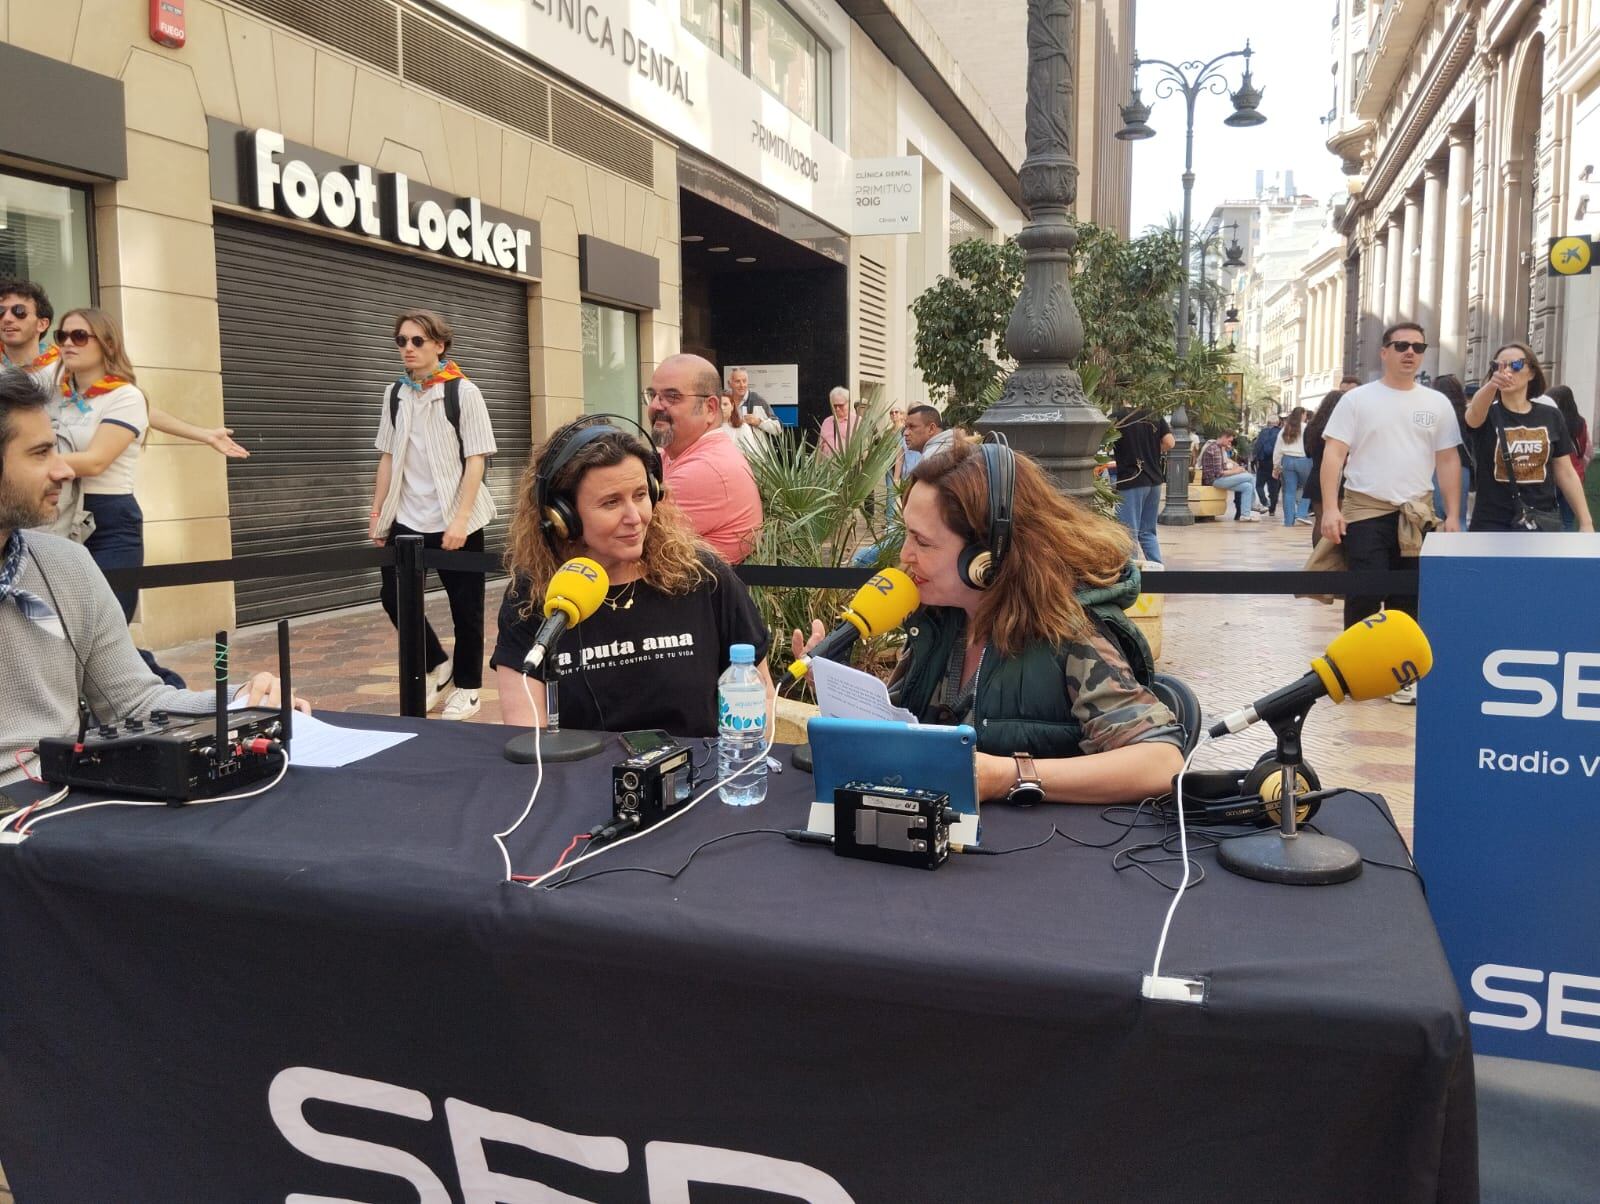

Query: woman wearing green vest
left=795, top=439, right=1184, bottom=804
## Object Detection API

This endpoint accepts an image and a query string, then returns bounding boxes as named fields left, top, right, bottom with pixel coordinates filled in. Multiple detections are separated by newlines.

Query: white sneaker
left=1389, top=682, right=1417, bottom=706
left=1239, top=512, right=1261, bottom=522
left=440, top=688, right=480, bottom=721
left=425, top=663, right=453, bottom=711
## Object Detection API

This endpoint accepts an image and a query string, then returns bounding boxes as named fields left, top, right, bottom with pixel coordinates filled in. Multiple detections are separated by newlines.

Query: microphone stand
left=1216, top=707, right=1363, bottom=886
left=502, top=676, right=605, bottom=764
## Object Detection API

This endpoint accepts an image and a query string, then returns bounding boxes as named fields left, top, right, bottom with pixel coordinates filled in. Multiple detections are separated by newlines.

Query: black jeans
left=1341, top=511, right=1416, bottom=630
left=1255, top=466, right=1280, bottom=514
left=379, top=522, right=486, bottom=690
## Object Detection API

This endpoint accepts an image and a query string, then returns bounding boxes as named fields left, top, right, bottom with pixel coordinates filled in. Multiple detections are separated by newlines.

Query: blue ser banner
left=1416, top=532, right=1600, bottom=1071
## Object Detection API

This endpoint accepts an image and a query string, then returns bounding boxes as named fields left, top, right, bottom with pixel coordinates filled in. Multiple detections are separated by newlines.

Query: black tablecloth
left=0, top=715, right=1476, bottom=1202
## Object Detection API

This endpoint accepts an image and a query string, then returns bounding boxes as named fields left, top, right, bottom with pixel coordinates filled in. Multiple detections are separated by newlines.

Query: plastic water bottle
left=717, top=644, right=768, bottom=806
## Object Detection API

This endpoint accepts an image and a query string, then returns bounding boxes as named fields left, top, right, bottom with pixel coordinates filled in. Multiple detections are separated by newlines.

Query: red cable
left=508, top=832, right=593, bottom=883
left=12, top=749, right=43, bottom=784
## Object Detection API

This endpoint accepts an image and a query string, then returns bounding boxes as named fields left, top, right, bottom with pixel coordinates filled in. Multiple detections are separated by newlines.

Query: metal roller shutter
left=216, top=216, right=531, bottom=625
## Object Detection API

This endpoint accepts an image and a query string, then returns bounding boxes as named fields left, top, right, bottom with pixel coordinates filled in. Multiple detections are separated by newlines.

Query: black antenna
left=276, top=619, right=293, bottom=749
left=214, top=629, right=229, bottom=754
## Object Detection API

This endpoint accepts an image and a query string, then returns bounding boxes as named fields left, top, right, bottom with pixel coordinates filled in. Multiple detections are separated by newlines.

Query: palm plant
left=746, top=421, right=904, bottom=682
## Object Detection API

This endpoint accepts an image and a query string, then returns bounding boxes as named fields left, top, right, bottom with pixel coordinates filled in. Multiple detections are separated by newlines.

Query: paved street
left=147, top=514, right=1419, bottom=837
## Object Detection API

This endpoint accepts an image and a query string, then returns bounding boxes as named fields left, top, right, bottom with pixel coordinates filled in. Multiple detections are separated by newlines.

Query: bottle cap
left=729, top=643, right=755, bottom=665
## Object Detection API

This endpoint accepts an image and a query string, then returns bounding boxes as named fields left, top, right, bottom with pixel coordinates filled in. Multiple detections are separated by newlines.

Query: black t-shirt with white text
left=1468, top=400, right=1574, bottom=526
left=1111, top=409, right=1172, bottom=490
left=493, top=554, right=770, bottom=736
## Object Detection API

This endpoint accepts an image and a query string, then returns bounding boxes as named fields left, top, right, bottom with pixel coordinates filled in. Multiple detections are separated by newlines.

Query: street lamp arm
left=1132, top=48, right=1250, bottom=99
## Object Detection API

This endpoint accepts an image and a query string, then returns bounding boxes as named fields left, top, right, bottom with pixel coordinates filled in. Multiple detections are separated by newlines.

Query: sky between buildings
left=1126, top=0, right=1349, bottom=236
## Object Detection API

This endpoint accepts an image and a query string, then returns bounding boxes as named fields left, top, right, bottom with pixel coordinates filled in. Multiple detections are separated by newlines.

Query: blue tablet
left=806, top=718, right=980, bottom=842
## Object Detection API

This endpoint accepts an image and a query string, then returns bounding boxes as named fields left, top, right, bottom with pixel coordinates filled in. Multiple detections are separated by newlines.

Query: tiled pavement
left=147, top=513, right=1418, bottom=836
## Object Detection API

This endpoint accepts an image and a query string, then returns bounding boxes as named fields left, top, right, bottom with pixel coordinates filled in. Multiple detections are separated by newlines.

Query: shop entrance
left=678, top=189, right=846, bottom=435
left=215, top=216, right=531, bottom=625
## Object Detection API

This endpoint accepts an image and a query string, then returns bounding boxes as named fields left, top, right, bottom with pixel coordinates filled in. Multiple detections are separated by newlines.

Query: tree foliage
left=909, top=238, right=1023, bottom=431
left=909, top=224, right=1234, bottom=436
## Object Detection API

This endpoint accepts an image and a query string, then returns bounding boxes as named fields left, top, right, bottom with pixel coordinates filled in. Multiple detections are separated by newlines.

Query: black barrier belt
left=98, top=551, right=1419, bottom=598
left=101, top=547, right=393, bottom=591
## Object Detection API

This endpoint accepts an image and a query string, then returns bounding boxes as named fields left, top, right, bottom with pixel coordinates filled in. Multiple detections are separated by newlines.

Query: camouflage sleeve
left=1064, top=631, right=1185, bottom=755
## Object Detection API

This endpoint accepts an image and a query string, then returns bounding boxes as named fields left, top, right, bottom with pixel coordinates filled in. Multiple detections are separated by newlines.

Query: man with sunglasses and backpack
left=1316, top=321, right=1462, bottom=704
left=370, top=309, right=497, bottom=720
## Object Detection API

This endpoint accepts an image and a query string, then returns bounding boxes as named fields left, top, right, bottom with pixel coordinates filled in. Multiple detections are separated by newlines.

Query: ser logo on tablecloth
left=270, top=1066, right=856, bottom=1201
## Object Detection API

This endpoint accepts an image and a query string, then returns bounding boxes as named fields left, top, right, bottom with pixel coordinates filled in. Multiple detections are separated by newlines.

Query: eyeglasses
left=395, top=335, right=431, bottom=349
left=3, top=304, right=34, bottom=320
left=1384, top=340, right=1428, bottom=353
left=642, top=388, right=712, bottom=405
left=1492, top=358, right=1528, bottom=373
left=55, top=328, right=96, bottom=347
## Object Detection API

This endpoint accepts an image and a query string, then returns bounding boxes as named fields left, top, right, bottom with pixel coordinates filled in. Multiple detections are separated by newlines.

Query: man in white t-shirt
left=1320, top=321, right=1461, bottom=653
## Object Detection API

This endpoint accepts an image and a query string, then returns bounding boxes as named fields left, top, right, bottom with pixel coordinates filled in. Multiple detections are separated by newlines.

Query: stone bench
left=1181, top=469, right=1233, bottom=520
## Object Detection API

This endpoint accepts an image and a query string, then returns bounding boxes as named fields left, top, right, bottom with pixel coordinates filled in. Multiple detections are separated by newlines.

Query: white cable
left=17, top=750, right=291, bottom=835
left=521, top=689, right=779, bottom=889
left=1148, top=732, right=1210, bottom=982
left=2, top=785, right=70, bottom=832
left=494, top=676, right=547, bottom=882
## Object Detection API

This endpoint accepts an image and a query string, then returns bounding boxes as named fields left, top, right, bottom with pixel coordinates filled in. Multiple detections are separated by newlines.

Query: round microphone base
left=1216, top=830, right=1363, bottom=886
left=790, top=742, right=813, bottom=773
left=503, top=728, right=606, bottom=764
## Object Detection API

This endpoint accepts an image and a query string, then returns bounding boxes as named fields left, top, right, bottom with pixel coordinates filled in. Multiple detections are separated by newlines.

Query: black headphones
left=535, top=414, right=663, bottom=548
left=956, top=438, right=1016, bottom=591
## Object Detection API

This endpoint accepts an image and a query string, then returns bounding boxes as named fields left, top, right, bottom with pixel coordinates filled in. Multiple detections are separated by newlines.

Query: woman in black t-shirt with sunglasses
left=1463, top=342, right=1592, bottom=533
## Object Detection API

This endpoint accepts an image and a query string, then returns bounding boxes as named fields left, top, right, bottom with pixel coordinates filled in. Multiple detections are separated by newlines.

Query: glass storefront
left=581, top=300, right=641, bottom=422
left=0, top=172, right=93, bottom=315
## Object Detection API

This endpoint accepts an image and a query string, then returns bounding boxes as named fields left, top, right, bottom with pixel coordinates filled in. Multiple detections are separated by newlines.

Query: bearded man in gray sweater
left=0, top=373, right=299, bottom=788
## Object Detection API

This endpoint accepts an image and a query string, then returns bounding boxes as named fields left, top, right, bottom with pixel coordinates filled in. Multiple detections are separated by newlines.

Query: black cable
left=1338, top=788, right=1425, bottom=892
left=546, top=828, right=792, bottom=890
left=1051, top=798, right=1164, bottom=849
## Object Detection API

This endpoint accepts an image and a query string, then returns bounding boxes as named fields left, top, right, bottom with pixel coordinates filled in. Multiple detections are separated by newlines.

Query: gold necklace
left=603, top=579, right=639, bottom=611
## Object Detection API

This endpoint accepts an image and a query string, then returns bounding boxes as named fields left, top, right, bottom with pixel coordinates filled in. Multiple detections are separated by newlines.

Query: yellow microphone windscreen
left=1312, top=610, right=1433, bottom=703
left=841, top=568, right=920, bottom=638
left=543, top=558, right=610, bottom=627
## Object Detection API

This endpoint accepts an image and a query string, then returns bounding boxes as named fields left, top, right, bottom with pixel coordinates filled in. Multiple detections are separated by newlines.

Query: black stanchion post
left=394, top=535, right=427, bottom=718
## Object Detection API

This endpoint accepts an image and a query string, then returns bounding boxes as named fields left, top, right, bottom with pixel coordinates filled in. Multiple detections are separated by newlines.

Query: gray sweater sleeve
left=66, top=543, right=217, bottom=724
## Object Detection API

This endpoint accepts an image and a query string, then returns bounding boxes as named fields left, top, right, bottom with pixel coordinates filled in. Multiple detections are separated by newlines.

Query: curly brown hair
left=504, top=422, right=712, bottom=616
left=907, top=440, right=1135, bottom=657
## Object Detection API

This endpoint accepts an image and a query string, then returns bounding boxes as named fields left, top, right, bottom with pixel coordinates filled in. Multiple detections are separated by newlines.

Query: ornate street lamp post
left=978, top=0, right=1102, bottom=499
left=1116, top=42, right=1265, bottom=524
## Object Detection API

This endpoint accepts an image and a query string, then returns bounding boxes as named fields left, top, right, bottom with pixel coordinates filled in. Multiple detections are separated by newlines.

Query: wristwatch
left=1005, top=752, right=1045, bottom=806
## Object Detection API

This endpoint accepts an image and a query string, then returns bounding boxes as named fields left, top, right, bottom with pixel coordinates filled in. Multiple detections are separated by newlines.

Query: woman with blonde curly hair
left=493, top=417, right=773, bottom=732
left=794, top=439, right=1185, bottom=804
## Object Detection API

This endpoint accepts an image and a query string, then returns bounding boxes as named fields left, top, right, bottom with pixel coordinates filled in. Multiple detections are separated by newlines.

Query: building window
left=0, top=172, right=93, bottom=318
left=949, top=194, right=994, bottom=246
left=682, top=0, right=831, bottom=138
left=582, top=301, right=641, bottom=422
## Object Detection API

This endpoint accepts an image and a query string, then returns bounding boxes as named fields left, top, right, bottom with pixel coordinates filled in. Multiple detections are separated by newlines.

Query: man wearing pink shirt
left=816, top=386, right=857, bottom=458
left=646, top=353, right=763, bottom=563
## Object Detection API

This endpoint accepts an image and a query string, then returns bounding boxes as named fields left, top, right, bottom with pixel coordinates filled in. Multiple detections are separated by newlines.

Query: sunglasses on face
left=1492, top=358, right=1528, bottom=373
left=3, top=304, right=35, bottom=320
left=395, top=335, right=432, bottom=349
left=55, top=328, right=96, bottom=347
left=1384, top=340, right=1428, bottom=353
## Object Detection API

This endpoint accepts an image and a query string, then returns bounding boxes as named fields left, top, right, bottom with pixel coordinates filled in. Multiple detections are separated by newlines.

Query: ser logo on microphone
left=561, top=562, right=600, bottom=583
left=867, top=573, right=895, bottom=596
left=1392, top=661, right=1421, bottom=688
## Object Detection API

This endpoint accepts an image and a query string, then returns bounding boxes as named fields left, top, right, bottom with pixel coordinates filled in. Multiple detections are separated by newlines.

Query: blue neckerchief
left=61, top=382, right=91, bottom=415
left=0, top=531, right=65, bottom=640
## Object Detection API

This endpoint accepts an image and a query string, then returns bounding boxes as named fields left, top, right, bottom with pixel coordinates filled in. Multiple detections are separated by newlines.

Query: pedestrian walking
left=371, top=309, right=498, bottom=720
left=1545, top=385, right=1592, bottom=531
left=1303, top=389, right=1344, bottom=548
left=1462, top=344, right=1592, bottom=534
left=1271, top=406, right=1314, bottom=527
left=1110, top=404, right=1174, bottom=562
left=817, top=387, right=858, bottom=458
left=1253, top=414, right=1281, bottom=516
left=1317, top=322, right=1463, bottom=703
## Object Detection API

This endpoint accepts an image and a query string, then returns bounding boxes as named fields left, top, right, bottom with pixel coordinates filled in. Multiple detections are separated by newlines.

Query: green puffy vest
left=896, top=567, right=1154, bottom=758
